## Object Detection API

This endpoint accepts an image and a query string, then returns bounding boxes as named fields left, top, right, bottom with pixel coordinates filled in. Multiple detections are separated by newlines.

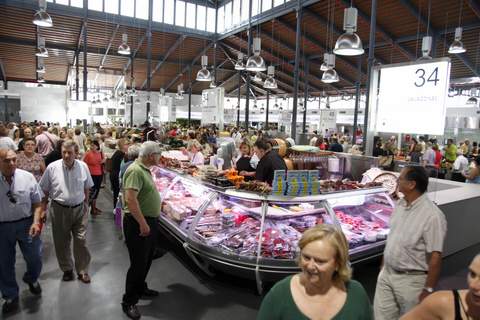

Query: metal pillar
left=146, top=0, right=153, bottom=121
left=362, top=0, right=377, bottom=154
left=188, top=66, right=192, bottom=126
left=265, top=90, right=270, bottom=130
left=130, top=58, right=134, bottom=127
left=353, top=56, right=362, bottom=144
left=291, top=0, right=302, bottom=140
left=302, top=58, right=309, bottom=134
left=75, top=50, right=80, bottom=100
left=245, top=0, right=253, bottom=131
left=237, top=71, right=241, bottom=128
left=82, top=0, right=88, bottom=101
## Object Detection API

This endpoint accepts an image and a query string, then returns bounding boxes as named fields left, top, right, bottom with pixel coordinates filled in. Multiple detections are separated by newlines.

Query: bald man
left=0, top=149, right=44, bottom=314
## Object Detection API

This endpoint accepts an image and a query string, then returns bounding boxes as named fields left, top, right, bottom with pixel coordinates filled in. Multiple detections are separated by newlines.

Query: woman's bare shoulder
left=401, top=291, right=454, bottom=320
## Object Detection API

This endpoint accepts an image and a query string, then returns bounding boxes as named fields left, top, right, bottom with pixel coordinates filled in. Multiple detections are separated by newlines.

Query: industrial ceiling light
left=96, top=95, right=102, bottom=104
left=448, top=27, right=466, bottom=54
left=246, top=38, right=267, bottom=72
left=103, top=95, right=109, bottom=102
left=320, top=53, right=329, bottom=71
left=119, top=99, right=126, bottom=106
left=260, top=106, right=265, bottom=112
left=235, top=52, right=246, bottom=70
left=134, top=97, right=141, bottom=105
left=334, top=7, right=364, bottom=56
left=321, top=54, right=339, bottom=83
left=118, top=33, right=131, bottom=56
left=418, top=36, right=433, bottom=60
left=196, top=55, right=212, bottom=81
left=263, top=65, right=278, bottom=89
left=36, top=58, right=46, bottom=74
left=33, top=0, right=53, bottom=27
left=36, top=36, right=48, bottom=57
left=159, top=88, right=165, bottom=96
left=210, top=81, right=217, bottom=88
left=466, top=96, right=478, bottom=105
left=176, top=83, right=184, bottom=100
left=253, top=72, right=263, bottom=83
left=37, top=76, right=45, bottom=83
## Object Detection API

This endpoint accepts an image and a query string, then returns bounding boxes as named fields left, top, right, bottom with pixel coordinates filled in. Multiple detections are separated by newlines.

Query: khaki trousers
left=50, top=201, right=91, bottom=275
left=373, top=266, right=427, bottom=320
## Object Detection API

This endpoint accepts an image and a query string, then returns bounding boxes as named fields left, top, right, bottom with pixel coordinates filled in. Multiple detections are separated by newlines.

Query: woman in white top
left=184, top=139, right=205, bottom=166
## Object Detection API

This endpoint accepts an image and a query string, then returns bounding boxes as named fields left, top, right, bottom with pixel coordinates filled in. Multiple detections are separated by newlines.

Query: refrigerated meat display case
left=151, top=166, right=394, bottom=293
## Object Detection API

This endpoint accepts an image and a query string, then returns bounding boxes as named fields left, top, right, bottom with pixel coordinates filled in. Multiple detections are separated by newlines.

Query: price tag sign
left=375, top=58, right=451, bottom=135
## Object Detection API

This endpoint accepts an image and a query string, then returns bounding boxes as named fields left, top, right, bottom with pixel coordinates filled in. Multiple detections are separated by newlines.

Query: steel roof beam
left=99, top=24, right=120, bottom=70
left=466, top=0, right=480, bottom=19
left=123, top=33, right=146, bottom=74
left=140, top=35, right=187, bottom=89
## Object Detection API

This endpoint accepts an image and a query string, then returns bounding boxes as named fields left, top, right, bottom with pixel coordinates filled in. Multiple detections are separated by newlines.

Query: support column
left=302, top=58, right=309, bottom=134
left=188, top=66, right=192, bottom=126
left=82, top=0, right=88, bottom=101
left=291, top=0, right=302, bottom=141
left=353, top=56, right=362, bottom=144
left=362, top=0, right=377, bottom=154
left=130, top=58, right=134, bottom=127
left=245, top=0, right=253, bottom=131
left=265, top=90, right=269, bottom=130
left=237, top=71, right=241, bottom=128
left=146, top=0, right=153, bottom=121
left=75, top=50, right=80, bottom=100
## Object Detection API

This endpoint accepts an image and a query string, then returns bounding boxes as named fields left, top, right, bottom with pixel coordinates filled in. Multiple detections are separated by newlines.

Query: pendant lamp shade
left=448, top=27, right=466, bottom=54
left=118, top=33, right=131, bottom=55
left=36, top=58, right=46, bottom=74
left=33, top=0, right=53, bottom=27
left=246, top=38, right=267, bottom=72
left=263, top=66, right=278, bottom=89
left=235, top=52, right=246, bottom=70
left=253, top=72, right=263, bottom=83
left=36, top=37, right=48, bottom=57
left=320, top=53, right=330, bottom=71
left=418, top=36, right=433, bottom=60
left=334, top=8, right=364, bottom=56
left=321, top=69, right=339, bottom=83
left=196, top=55, right=212, bottom=81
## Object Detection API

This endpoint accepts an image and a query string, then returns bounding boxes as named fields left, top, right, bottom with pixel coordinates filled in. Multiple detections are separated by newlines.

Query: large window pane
left=261, top=0, right=272, bottom=12
left=70, top=0, right=83, bottom=7
left=251, top=0, right=259, bottom=16
left=196, top=5, right=206, bottom=31
left=164, top=0, right=174, bottom=24
left=153, top=0, right=163, bottom=22
left=241, top=0, right=249, bottom=22
left=56, top=0, right=68, bottom=5
left=186, top=2, right=196, bottom=29
left=136, top=0, right=149, bottom=19
left=206, top=7, right=215, bottom=32
left=105, top=0, right=119, bottom=14
left=217, top=6, right=225, bottom=33
left=232, top=0, right=240, bottom=26
left=175, top=1, right=186, bottom=26
left=273, top=0, right=284, bottom=7
left=224, top=2, right=232, bottom=29
left=121, top=0, right=134, bottom=17
left=88, top=0, right=102, bottom=11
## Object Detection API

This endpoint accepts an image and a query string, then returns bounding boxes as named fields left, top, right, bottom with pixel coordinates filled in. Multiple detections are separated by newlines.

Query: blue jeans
left=0, top=216, right=42, bottom=300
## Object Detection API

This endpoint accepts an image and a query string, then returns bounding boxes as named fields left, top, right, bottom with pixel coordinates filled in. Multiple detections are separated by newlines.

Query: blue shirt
left=0, top=169, right=44, bottom=222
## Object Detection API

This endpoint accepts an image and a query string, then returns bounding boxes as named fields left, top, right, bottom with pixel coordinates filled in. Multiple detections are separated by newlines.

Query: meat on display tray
left=223, top=199, right=328, bottom=219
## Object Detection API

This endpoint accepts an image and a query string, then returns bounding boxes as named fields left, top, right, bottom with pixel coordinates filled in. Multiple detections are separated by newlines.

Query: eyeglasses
left=6, top=190, right=16, bottom=204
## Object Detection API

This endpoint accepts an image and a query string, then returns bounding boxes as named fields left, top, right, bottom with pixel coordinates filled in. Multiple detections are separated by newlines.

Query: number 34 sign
left=375, top=58, right=451, bottom=135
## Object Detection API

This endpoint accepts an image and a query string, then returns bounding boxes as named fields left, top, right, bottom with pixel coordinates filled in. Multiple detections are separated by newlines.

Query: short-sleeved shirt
left=0, top=169, right=44, bottom=222
left=39, top=159, right=94, bottom=206
left=444, top=144, right=457, bottom=162
left=35, top=132, right=58, bottom=157
left=122, top=160, right=161, bottom=218
left=383, top=193, right=447, bottom=272
left=255, top=150, right=287, bottom=185
left=422, top=148, right=436, bottom=166
left=257, top=276, right=373, bottom=320
left=16, top=152, right=44, bottom=182
left=83, top=151, right=103, bottom=176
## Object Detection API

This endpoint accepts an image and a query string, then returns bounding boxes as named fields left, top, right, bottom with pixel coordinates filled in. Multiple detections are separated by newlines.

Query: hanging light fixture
left=209, top=81, right=217, bottom=88
left=119, top=99, right=126, bottom=106
left=235, top=52, right=246, bottom=70
left=36, top=58, right=46, bottom=74
left=418, top=36, right=433, bottom=60
left=466, top=96, right=478, bottom=105
left=33, top=0, right=53, bottom=27
left=103, top=95, right=109, bottom=102
left=334, top=7, right=364, bottom=56
left=246, top=37, right=267, bottom=72
left=134, top=97, right=141, bottom=105
left=196, top=55, right=212, bottom=81
left=96, top=95, right=102, bottom=104
left=159, top=88, right=165, bottom=96
left=449, top=27, right=466, bottom=54
left=321, top=54, right=339, bottom=83
left=37, top=76, right=45, bottom=83
left=176, top=83, right=185, bottom=100
left=253, top=72, right=263, bottom=83
left=320, top=53, right=330, bottom=71
left=118, top=33, right=131, bottom=55
left=260, top=106, right=265, bottom=112
left=36, top=36, right=48, bottom=57
left=263, top=65, right=278, bottom=89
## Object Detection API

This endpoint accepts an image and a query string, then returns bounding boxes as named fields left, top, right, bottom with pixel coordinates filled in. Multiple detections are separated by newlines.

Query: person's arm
left=463, top=166, right=478, bottom=179
left=401, top=291, right=448, bottom=320
left=29, top=202, right=43, bottom=237
left=419, top=251, right=442, bottom=301
left=40, top=159, right=46, bottom=175
left=124, top=188, right=150, bottom=236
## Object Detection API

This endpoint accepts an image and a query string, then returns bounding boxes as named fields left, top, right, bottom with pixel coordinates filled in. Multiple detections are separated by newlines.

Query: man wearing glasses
left=0, top=149, right=44, bottom=314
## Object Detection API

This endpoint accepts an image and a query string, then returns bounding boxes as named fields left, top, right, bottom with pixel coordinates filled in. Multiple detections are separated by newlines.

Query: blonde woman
left=257, top=224, right=373, bottom=319
left=183, top=139, right=204, bottom=166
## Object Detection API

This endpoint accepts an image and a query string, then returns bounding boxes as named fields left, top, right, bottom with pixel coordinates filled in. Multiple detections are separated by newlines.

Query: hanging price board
left=375, top=58, right=451, bottom=135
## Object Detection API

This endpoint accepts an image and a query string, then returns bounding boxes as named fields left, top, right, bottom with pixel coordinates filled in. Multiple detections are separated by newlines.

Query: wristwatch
left=423, top=287, right=434, bottom=293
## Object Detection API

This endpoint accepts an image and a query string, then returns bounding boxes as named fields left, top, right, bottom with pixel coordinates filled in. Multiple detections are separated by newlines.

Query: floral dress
left=16, top=152, right=44, bottom=181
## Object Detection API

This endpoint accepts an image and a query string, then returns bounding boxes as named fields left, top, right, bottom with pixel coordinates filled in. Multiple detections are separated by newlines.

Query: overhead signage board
left=375, top=58, right=451, bottom=135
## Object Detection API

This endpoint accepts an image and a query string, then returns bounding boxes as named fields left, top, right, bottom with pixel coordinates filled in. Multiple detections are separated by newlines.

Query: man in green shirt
left=444, top=139, right=457, bottom=163
left=121, top=141, right=162, bottom=320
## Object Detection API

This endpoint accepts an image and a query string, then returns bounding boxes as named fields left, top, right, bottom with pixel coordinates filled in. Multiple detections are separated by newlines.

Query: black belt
left=53, top=200, right=83, bottom=209
left=387, top=266, right=427, bottom=275
left=0, top=215, right=33, bottom=224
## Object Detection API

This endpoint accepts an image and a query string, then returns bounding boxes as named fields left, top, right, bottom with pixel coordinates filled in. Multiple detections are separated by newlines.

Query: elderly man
left=374, top=166, right=447, bottom=319
left=0, top=149, right=44, bottom=314
left=39, top=140, right=93, bottom=284
left=35, top=125, right=58, bottom=157
left=121, top=141, right=162, bottom=320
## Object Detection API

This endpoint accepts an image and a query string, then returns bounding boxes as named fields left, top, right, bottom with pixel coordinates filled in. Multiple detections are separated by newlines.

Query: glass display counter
left=151, top=166, right=394, bottom=293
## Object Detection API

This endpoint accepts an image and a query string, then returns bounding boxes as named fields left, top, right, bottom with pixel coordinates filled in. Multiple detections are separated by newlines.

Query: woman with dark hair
left=463, top=156, right=480, bottom=184
left=83, top=140, right=105, bottom=214
left=16, top=137, right=45, bottom=181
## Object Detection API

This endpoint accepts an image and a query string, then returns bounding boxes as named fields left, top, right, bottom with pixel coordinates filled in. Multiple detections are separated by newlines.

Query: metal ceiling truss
left=98, top=24, right=120, bottom=71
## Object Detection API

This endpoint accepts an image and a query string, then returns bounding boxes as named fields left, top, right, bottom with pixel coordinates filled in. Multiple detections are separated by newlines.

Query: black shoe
left=23, top=277, right=42, bottom=295
left=141, top=288, right=159, bottom=298
left=121, top=303, right=141, bottom=320
left=152, top=248, right=167, bottom=260
left=62, top=270, right=75, bottom=282
left=2, top=298, right=19, bottom=314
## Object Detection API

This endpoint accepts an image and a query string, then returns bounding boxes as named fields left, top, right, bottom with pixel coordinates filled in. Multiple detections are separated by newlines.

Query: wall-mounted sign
left=375, top=58, right=451, bottom=135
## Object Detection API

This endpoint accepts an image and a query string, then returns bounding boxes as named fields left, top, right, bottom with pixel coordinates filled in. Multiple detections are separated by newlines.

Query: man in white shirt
left=309, top=131, right=318, bottom=146
left=39, top=140, right=94, bottom=284
left=0, top=125, right=17, bottom=151
left=451, top=150, right=469, bottom=182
